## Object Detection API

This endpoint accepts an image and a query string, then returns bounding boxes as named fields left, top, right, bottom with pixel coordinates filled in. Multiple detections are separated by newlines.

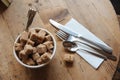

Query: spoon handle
left=95, top=49, right=117, bottom=61
left=26, top=8, right=36, bottom=31
left=79, top=48, right=107, bottom=60
left=76, top=40, right=117, bottom=61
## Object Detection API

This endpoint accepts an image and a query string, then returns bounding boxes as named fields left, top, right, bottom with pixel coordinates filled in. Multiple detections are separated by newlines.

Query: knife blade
left=49, top=19, right=113, bottom=55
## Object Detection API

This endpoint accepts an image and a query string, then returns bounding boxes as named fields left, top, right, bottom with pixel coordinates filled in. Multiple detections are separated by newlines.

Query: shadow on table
left=25, top=64, right=50, bottom=80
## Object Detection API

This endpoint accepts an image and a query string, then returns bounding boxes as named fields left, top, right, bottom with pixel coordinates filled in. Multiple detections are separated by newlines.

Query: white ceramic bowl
left=13, top=28, right=56, bottom=68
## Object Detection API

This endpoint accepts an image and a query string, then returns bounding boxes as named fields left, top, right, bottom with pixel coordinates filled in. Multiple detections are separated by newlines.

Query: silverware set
left=49, top=19, right=113, bottom=54
left=56, top=30, right=116, bottom=61
left=49, top=19, right=117, bottom=61
left=57, top=30, right=107, bottom=60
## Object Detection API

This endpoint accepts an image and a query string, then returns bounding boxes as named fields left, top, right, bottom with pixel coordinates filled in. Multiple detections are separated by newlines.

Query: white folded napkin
left=65, top=18, right=108, bottom=69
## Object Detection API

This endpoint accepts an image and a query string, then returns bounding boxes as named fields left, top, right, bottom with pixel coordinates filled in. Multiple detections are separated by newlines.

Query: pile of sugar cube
left=15, top=29, right=54, bottom=66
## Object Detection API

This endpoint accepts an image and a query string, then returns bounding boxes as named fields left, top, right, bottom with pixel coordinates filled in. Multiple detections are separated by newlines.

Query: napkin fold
left=65, top=18, right=107, bottom=69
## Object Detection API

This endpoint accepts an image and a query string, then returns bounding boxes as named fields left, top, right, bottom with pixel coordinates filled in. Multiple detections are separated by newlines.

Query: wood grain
left=0, top=0, right=120, bottom=80
left=112, top=15, right=120, bottom=80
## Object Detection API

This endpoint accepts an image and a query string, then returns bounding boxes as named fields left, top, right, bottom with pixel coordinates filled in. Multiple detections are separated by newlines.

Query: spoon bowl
left=63, top=41, right=79, bottom=52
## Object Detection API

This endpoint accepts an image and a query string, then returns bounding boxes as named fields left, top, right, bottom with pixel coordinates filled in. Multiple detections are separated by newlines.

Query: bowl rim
left=13, top=27, right=56, bottom=68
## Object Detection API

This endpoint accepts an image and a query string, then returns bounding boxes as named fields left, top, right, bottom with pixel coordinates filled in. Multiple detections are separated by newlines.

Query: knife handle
left=79, top=36, right=113, bottom=54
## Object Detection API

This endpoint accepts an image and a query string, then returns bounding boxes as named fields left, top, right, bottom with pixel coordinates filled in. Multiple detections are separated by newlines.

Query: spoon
left=63, top=41, right=107, bottom=60
left=63, top=41, right=117, bottom=61
left=26, top=8, right=36, bottom=31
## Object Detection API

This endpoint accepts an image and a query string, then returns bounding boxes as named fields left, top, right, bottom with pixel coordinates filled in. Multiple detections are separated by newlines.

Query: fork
left=56, top=30, right=101, bottom=49
left=56, top=30, right=117, bottom=61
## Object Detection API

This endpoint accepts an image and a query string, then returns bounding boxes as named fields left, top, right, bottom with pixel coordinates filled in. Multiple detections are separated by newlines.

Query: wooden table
left=0, top=0, right=120, bottom=80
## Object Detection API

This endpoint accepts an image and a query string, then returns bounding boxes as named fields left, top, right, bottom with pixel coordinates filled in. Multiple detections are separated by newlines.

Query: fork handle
left=79, top=36, right=113, bottom=54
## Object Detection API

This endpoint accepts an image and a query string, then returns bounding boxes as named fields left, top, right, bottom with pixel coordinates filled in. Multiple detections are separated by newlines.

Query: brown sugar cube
left=20, top=31, right=28, bottom=43
left=27, top=39, right=35, bottom=46
left=35, top=29, right=40, bottom=33
left=63, top=54, right=74, bottom=63
left=43, top=41, right=54, bottom=50
left=30, top=32, right=38, bottom=41
left=33, top=47, right=37, bottom=53
left=41, top=52, right=51, bottom=62
left=37, top=30, right=47, bottom=42
left=29, top=29, right=36, bottom=35
left=15, top=43, right=23, bottom=52
left=45, top=35, right=52, bottom=41
left=24, top=44, right=33, bottom=55
left=37, top=44, right=47, bottom=54
left=25, top=58, right=35, bottom=65
left=29, top=29, right=40, bottom=42
left=32, top=53, right=40, bottom=61
left=19, top=50, right=27, bottom=59
left=38, top=30, right=46, bottom=38
left=21, top=58, right=27, bottom=64
left=20, top=41, right=26, bottom=47
left=36, top=57, right=43, bottom=64
left=30, top=32, right=43, bottom=44
left=49, top=50, right=53, bottom=54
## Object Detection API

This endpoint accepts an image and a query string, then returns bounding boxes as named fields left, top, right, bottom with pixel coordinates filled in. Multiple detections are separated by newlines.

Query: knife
left=49, top=19, right=113, bottom=54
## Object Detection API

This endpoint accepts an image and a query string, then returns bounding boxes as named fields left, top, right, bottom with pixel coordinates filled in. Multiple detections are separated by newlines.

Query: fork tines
left=56, top=30, right=69, bottom=41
